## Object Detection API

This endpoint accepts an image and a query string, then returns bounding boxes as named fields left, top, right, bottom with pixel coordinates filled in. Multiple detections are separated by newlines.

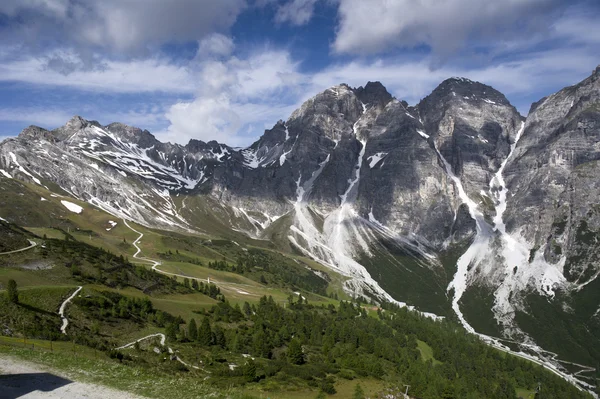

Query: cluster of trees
left=182, top=278, right=223, bottom=301
left=236, top=249, right=328, bottom=295
left=159, top=296, right=592, bottom=398
left=76, top=292, right=154, bottom=321
left=0, top=221, right=29, bottom=252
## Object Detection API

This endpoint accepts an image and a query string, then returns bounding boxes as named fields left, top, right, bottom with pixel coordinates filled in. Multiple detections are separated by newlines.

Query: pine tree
left=214, top=325, right=226, bottom=348
left=165, top=322, right=178, bottom=341
left=188, top=318, right=198, bottom=341
left=243, top=301, right=252, bottom=316
left=7, top=279, right=18, bottom=303
left=198, top=316, right=212, bottom=346
left=287, top=338, right=304, bottom=365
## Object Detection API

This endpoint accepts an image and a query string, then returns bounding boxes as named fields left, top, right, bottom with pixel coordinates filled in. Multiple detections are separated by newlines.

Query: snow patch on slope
left=61, top=200, right=83, bottom=214
left=367, top=152, right=387, bottom=168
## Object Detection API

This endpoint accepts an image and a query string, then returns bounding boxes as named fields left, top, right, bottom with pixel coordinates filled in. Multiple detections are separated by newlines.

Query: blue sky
left=0, top=0, right=599, bottom=146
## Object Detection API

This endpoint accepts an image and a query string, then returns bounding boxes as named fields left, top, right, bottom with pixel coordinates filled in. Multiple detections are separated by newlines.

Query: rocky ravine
left=1, top=68, right=599, bottom=389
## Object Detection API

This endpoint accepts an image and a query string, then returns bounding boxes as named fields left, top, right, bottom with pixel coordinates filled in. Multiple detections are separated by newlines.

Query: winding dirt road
left=58, top=286, right=82, bottom=335
left=0, top=240, right=37, bottom=255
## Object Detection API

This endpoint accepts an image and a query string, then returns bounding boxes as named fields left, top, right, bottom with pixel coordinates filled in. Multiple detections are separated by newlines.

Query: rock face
left=1, top=70, right=600, bottom=378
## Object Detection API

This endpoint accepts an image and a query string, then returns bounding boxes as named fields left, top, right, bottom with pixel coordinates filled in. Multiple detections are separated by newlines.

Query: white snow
left=61, top=200, right=83, bottom=214
left=8, top=152, right=41, bottom=185
left=210, top=146, right=230, bottom=161
left=279, top=148, right=292, bottom=166
left=483, top=98, right=497, bottom=105
left=241, top=148, right=266, bottom=169
left=367, top=152, right=388, bottom=168
left=0, top=169, right=11, bottom=178
left=106, top=220, right=117, bottom=231
left=41, top=197, right=47, bottom=201
left=416, top=129, right=430, bottom=139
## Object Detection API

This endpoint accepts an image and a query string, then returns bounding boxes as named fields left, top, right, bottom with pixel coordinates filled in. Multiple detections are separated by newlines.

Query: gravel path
left=0, top=240, right=37, bottom=255
left=0, top=355, right=147, bottom=399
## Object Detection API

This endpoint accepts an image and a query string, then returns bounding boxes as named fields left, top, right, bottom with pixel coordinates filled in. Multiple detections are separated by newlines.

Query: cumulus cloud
left=0, top=0, right=69, bottom=18
left=332, top=0, right=563, bottom=56
left=0, top=0, right=247, bottom=52
left=312, top=48, right=598, bottom=113
left=0, top=49, right=195, bottom=93
left=198, top=34, right=236, bottom=57
left=275, top=0, right=319, bottom=26
left=161, top=45, right=304, bottom=146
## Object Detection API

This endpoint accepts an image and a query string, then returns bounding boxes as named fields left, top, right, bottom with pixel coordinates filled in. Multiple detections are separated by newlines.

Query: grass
left=17, top=286, right=78, bottom=313
left=244, top=377, right=385, bottom=398
left=0, top=336, right=98, bottom=359
left=0, top=264, right=75, bottom=288
left=516, top=387, right=536, bottom=399
left=156, top=261, right=338, bottom=307
left=24, top=227, right=66, bottom=240
left=0, top=345, right=256, bottom=399
left=416, top=339, right=442, bottom=365
left=84, top=284, right=218, bottom=323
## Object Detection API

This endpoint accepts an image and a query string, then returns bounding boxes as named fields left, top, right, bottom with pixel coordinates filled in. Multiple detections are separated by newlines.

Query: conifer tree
left=198, top=316, right=212, bottom=346
left=287, top=338, right=304, bottom=365
left=7, top=279, right=18, bottom=303
left=188, top=318, right=198, bottom=341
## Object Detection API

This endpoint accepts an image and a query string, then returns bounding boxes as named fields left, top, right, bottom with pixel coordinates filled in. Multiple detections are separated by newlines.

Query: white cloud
left=2, top=43, right=596, bottom=145
left=0, top=50, right=195, bottom=93
left=198, top=34, right=235, bottom=57
left=312, top=47, right=597, bottom=114
left=0, top=0, right=69, bottom=18
left=275, top=0, right=319, bottom=26
left=0, top=107, right=73, bottom=127
left=0, top=0, right=247, bottom=52
left=332, top=0, right=561, bottom=56
left=160, top=45, right=304, bottom=146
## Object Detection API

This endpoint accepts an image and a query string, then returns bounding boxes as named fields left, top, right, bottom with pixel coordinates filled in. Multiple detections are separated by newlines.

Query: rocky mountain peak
left=429, top=77, right=510, bottom=107
left=17, top=125, right=51, bottom=141
left=65, top=115, right=101, bottom=131
left=104, top=122, right=158, bottom=148
left=353, top=81, right=393, bottom=108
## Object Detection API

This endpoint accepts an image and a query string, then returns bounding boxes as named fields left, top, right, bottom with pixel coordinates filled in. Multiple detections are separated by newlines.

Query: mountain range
left=1, top=65, right=600, bottom=392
